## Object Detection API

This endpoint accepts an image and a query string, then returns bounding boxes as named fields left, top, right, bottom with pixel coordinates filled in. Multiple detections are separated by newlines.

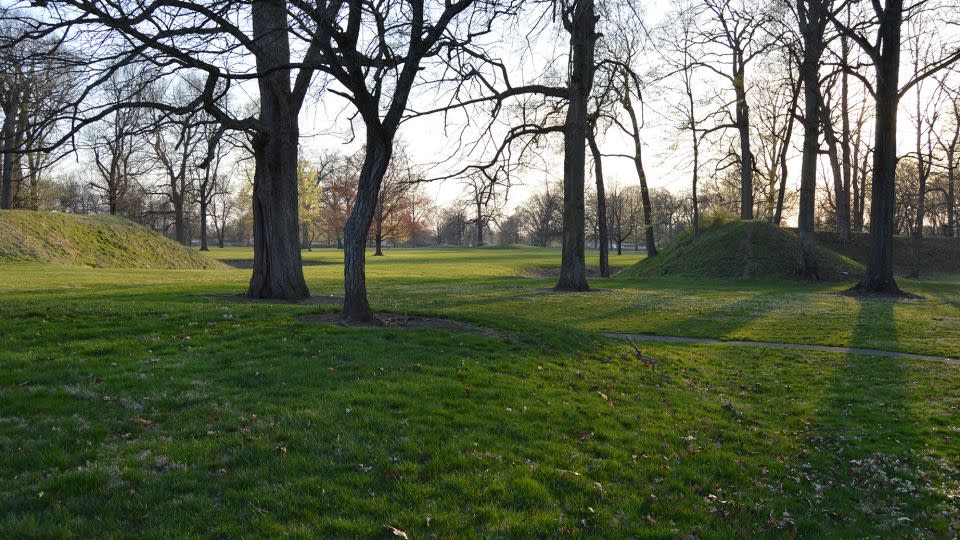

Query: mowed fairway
left=1, top=247, right=959, bottom=537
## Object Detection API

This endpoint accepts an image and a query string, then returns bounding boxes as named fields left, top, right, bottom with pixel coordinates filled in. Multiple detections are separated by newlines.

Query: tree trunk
left=555, top=0, right=596, bottom=292
left=199, top=200, right=209, bottom=251
left=734, top=74, right=754, bottom=220
left=174, top=195, right=187, bottom=245
left=587, top=128, right=609, bottom=277
left=853, top=3, right=902, bottom=294
left=839, top=35, right=853, bottom=241
left=620, top=83, right=657, bottom=257
left=1, top=93, right=21, bottom=210
left=246, top=0, right=309, bottom=300
left=342, top=134, right=392, bottom=322
left=692, top=141, right=701, bottom=235
left=796, top=0, right=825, bottom=280
left=374, top=222, right=384, bottom=256
left=617, top=241, right=622, bottom=256
left=476, top=201, right=484, bottom=246
left=948, top=149, right=956, bottom=237
left=821, top=105, right=851, bottom=240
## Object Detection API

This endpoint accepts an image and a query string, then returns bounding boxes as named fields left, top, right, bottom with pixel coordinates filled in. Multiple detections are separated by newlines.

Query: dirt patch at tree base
left=220, top=259, right=334, bottom=269
left=838, top=288, right=924, bottom=300
left=520, top=266, right=624, bottom=278
left=219, top=294, right=344, bottom=305
left=298, top=312, right=511, bottom=338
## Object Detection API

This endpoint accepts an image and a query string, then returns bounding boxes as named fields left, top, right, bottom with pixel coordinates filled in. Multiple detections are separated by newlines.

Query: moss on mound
left=0, top=210, right=225, bottom=269
left=619, top=220, right=862, bottom=281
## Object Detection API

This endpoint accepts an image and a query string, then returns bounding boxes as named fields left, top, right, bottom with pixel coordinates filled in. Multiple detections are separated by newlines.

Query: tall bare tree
left=832, top=0, right=960, bottom=293
left=699, top=0, right=773, bottom=220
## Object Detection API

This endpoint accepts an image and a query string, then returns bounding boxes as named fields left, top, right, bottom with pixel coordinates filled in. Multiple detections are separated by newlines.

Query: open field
left=2, top=246, right=959, bottom=537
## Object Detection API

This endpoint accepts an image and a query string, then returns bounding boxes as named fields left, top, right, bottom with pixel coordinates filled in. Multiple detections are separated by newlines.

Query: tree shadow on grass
left=785, top=298, right=947, bottom=536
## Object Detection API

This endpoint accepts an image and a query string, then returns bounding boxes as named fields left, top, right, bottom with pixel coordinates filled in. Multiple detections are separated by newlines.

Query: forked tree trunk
left=587, top=128, right=609, bottom=277
left=342, top=134, right=392, bottom=322
left=853, top=3, right=902, bottom=294
left=555, top=0, right=596, bottom=292
left=246, top=0, right=309, bottom=300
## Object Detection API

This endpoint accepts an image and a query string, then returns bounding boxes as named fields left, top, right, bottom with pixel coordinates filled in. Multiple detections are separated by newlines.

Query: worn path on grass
left=605, top=332, right=960, bottom=364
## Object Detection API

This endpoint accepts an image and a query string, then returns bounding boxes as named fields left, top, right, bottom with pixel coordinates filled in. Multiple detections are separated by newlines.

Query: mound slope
left=0, top=210, right=224, bottom=269
left=619, top=220, right=862, bottom=281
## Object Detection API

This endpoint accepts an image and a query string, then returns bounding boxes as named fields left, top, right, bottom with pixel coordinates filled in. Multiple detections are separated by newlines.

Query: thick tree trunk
left=174, top=195, right=187, bottom=245
left=853, top=5, right=902, bottom=294
left=734, top=76, right=754, bottom=220
left=342, top=134, right=392, bottom=322
left=617, top=241, right=622, bottom=256
left=587, top=129, right=609, bottom=277
left=1, top=94, right=21, bottom=210
left=247, top=0, right=309, bottom=300
left=796, top=0, right=825, bottom=280
left=555, top=0, right=596, bottom=292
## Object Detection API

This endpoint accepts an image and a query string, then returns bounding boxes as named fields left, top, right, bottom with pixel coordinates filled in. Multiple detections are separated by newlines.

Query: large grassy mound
left=620, top=220, right=862, bottom=281
left=0, top=210, right=224, bottom=269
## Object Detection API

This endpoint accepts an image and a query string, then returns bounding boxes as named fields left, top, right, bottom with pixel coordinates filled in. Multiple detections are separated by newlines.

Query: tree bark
left=555, top=0, right=596, bottom=292
left=475, top=200, right=485, bottom=246
left=838, top=34, right=853, bottom=240
left=620, top=84, right=658, bottom=257
left=374, top=222, right=384, bottom=256
left=199, top=200, right=209, bottom=251
left=853, top=1, right=902, bottom=294
left=1, top=93, right=21, bottom=210
left=246, top=0, right=309, bottom=300
left=734, top=74, right=754, bottom=220
left=796, top=0, right=826, bottom=280
left=948, top=147, right=956, bottom=237
left=821, top=103, right=851, bottom=240
left=342, top=133, right=392, bottom=322
left=587, top=127, right=609, bottom=277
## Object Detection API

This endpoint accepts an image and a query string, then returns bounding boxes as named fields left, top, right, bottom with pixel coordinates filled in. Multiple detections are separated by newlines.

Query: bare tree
left=462, top=168, right=508, bottom=247
left=698, top=0, right=773, bottom=220
left=86, top=68, right=154, bottom=216
left=832, top=0, right=960, bottom=293
left=606, top=182, right=641, bottom=255
left=7, top=0, right=333, bottom=300
left=936, top=70, right=960, bottom=237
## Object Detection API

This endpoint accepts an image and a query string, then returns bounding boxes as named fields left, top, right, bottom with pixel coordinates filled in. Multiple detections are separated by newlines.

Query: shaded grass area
left=1, top=246, right=959, bottom=536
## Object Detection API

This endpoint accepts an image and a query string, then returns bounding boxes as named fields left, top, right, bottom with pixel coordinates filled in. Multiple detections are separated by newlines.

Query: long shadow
left=789, top=298, right=930, bottom=535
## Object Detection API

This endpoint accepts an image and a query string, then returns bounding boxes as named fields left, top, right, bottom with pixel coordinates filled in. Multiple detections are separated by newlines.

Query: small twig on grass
left=627, top=337, right=658, bottom=371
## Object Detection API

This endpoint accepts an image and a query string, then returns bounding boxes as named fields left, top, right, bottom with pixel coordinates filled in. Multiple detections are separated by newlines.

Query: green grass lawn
left=1, top=246, right=959, bottom=537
